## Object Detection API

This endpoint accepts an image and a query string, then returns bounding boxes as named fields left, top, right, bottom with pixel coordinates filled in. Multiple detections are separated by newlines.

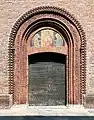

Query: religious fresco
left=30, top=29, right=65, bottom=48
left=53, top=31, right=65, bottom=46
left=30, top=31, right=41, bottom=47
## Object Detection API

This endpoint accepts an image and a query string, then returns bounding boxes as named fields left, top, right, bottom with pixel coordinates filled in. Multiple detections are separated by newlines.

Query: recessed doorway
left=28, top=52, right=66, bottom=106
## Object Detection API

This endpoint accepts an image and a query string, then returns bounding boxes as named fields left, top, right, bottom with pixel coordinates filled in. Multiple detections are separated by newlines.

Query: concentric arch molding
left=8, top=6, right=86, bottom=104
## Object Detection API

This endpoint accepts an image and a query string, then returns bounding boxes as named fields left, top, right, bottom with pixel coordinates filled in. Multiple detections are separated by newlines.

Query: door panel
left=28, top=53, right=66, bottom=106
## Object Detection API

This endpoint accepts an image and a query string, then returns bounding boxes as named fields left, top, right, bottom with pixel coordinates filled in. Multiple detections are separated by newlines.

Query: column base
left=84, top=95, right=94, bottom=108
left=0, top=94, right=12, bottom=109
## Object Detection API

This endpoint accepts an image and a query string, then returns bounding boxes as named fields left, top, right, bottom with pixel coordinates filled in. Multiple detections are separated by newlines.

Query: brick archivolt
left=9, top=6, right=86, bottom=105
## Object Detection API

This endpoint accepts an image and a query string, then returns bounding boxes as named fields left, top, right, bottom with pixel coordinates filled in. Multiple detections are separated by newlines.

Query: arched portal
left=9, top=6, right=86, bottom=106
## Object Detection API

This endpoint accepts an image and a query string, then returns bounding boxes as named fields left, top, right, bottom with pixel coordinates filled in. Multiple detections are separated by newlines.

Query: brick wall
left=0, top=0, right=94, bottom=107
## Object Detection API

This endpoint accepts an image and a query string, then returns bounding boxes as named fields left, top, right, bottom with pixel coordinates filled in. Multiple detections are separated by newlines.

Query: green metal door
left=28, top=53, right=66, bottom=106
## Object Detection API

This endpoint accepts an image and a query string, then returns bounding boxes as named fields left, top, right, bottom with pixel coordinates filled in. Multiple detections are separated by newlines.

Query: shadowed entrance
left=28, top=52, right=66, bottom=106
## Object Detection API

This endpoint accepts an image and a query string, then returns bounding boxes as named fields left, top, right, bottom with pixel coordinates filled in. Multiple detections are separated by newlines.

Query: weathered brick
left=0, top=0, right=94, bottom=108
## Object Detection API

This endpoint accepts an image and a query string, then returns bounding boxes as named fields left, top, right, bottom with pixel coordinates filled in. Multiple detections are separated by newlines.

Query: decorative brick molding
left=8, top=6, right=86, bottom=105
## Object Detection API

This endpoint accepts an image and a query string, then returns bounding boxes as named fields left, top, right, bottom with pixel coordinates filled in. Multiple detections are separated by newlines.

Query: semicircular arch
left=8, top=6, right=86, bottom=105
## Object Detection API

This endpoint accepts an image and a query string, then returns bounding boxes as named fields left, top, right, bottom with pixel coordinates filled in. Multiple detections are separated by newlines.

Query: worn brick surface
left=0, top=0, right=94, bottom=106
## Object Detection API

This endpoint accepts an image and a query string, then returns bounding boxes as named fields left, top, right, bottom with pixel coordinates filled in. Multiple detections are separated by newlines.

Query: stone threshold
left=0, top=104, right=93, bottom=116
